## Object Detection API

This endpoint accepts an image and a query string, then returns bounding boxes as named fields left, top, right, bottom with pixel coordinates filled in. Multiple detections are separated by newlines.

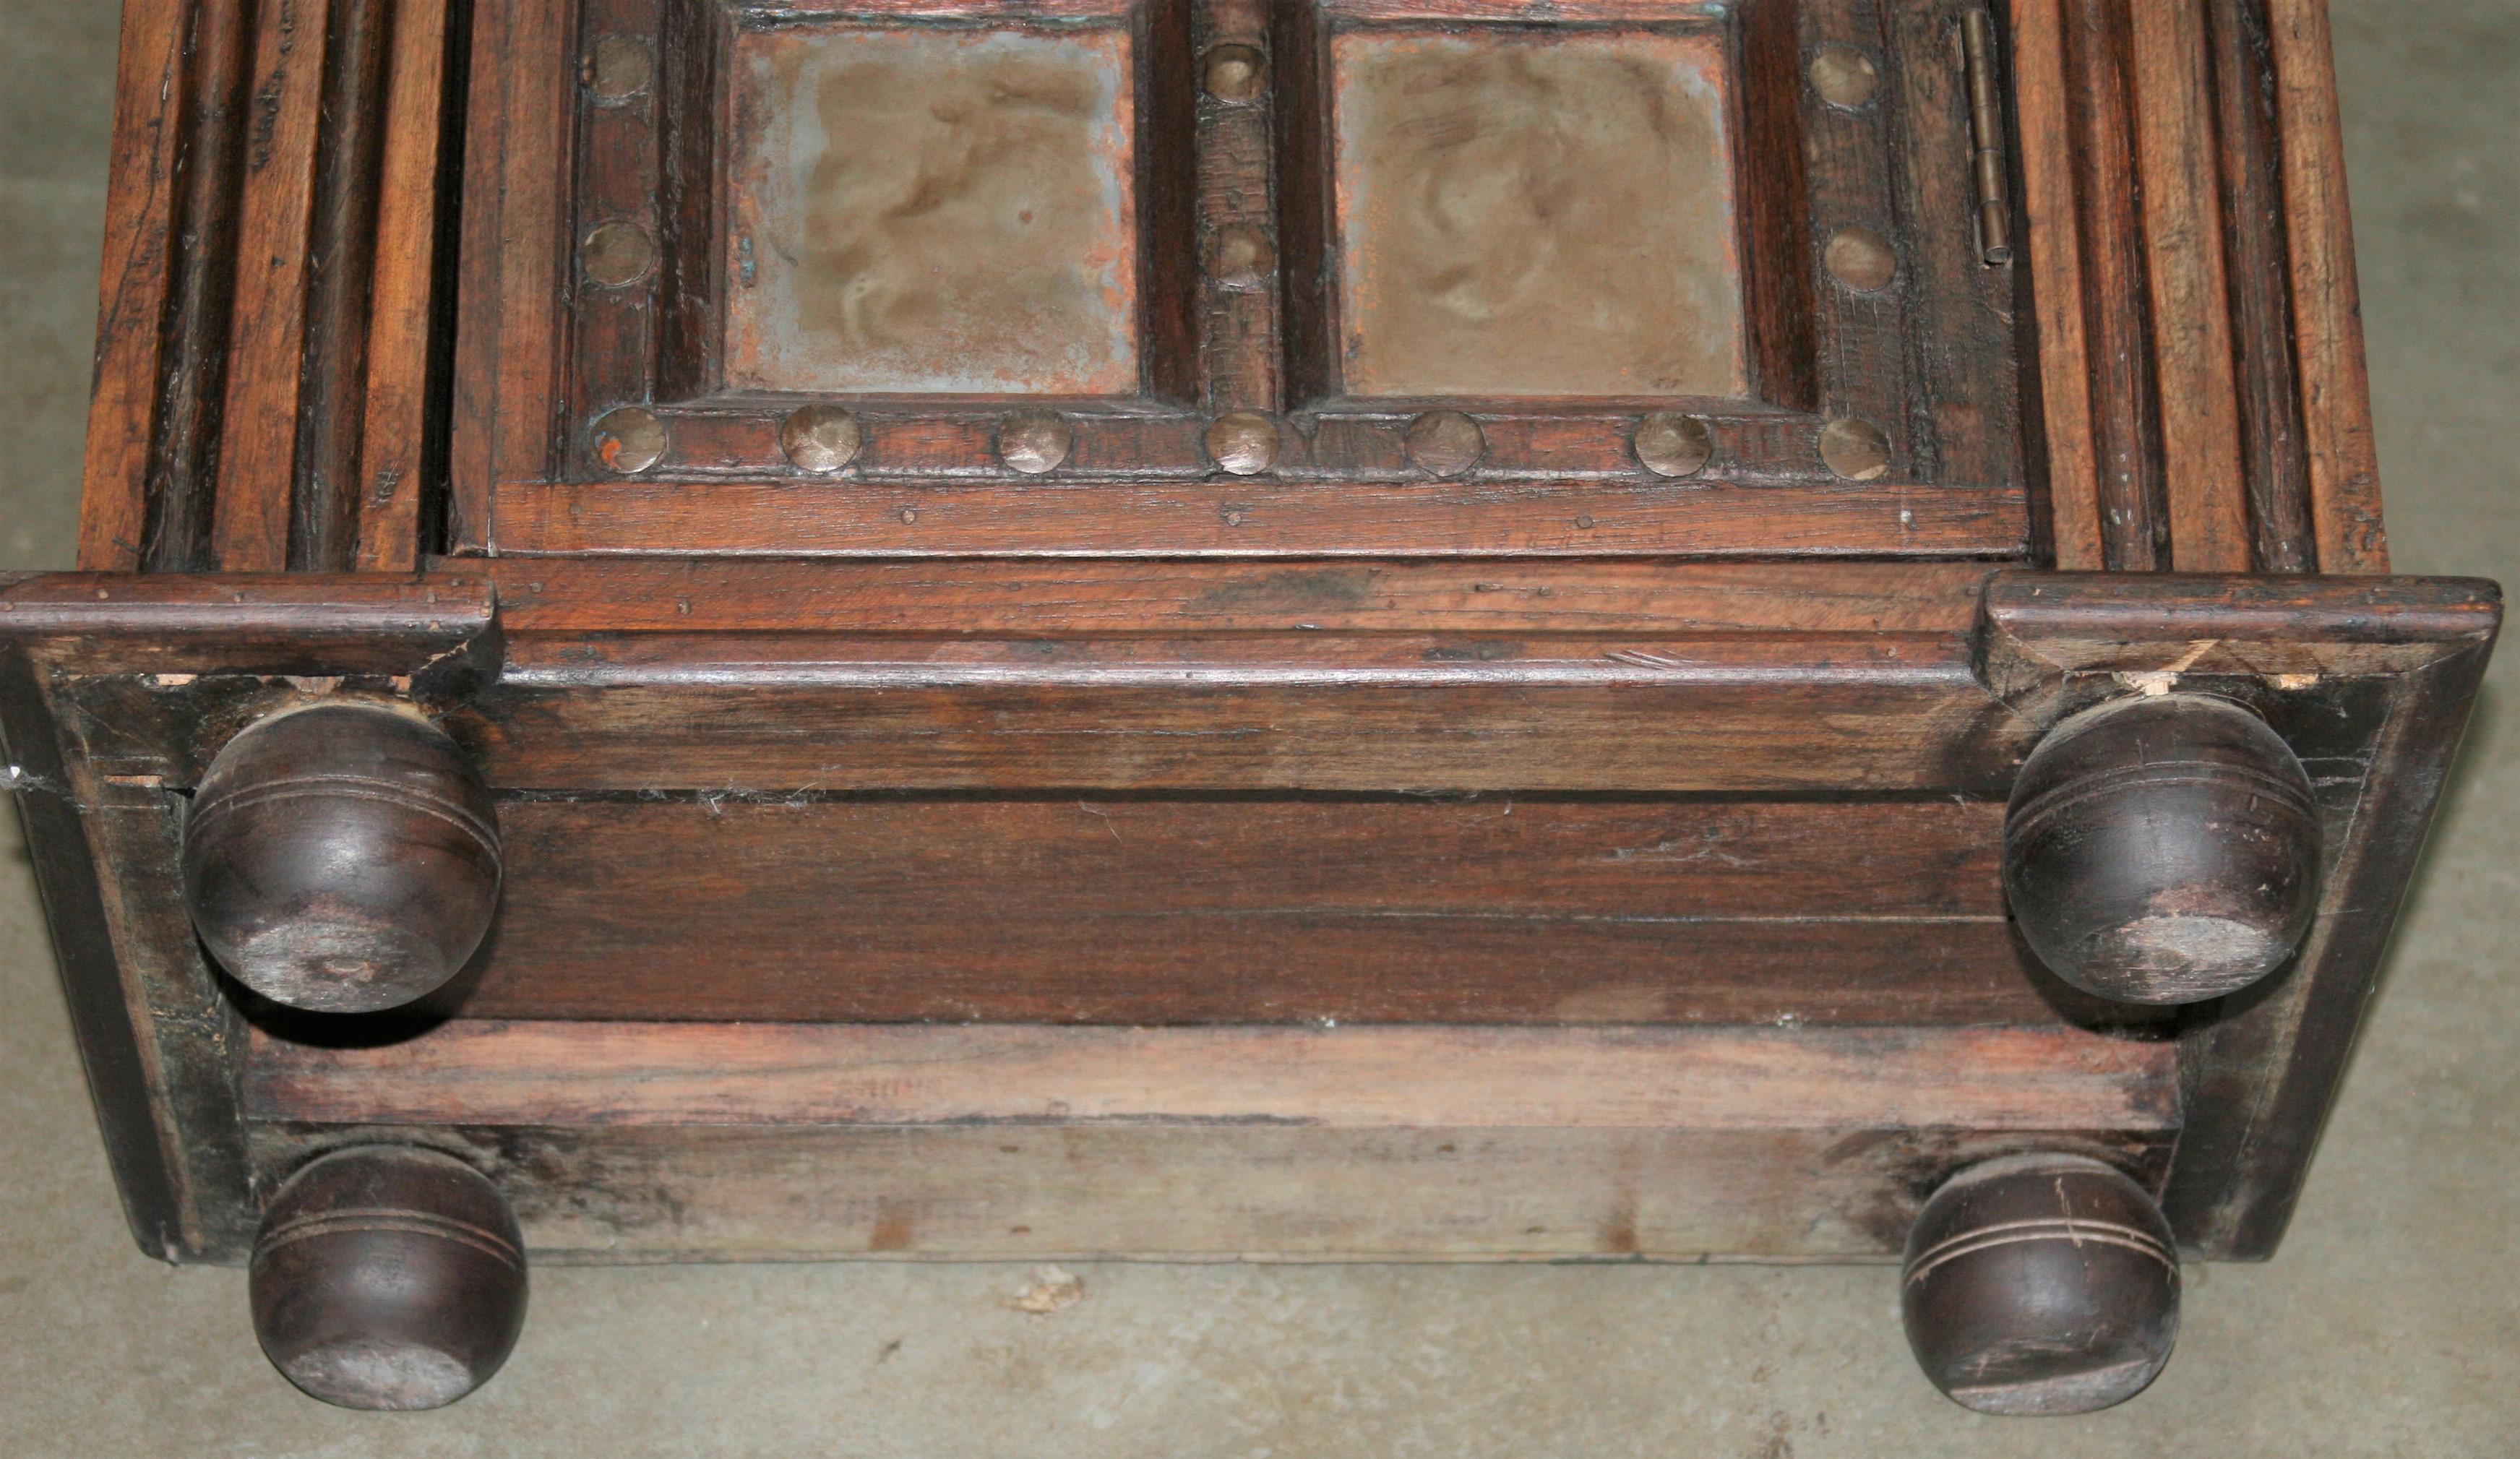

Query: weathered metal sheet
left=1332, top=27, right=1745, bottom=400
left=725, top=23, right=1140, bottom=395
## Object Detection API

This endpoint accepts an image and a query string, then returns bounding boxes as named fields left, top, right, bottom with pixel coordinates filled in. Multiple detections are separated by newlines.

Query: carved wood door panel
left=453, top=0, right=2030, bottom=557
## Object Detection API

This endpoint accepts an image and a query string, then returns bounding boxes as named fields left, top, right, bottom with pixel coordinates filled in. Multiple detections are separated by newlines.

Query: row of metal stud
left=576, top=33, right=1908, bottom=486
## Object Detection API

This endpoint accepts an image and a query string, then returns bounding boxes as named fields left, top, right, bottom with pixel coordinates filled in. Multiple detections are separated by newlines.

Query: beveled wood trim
left=482, top=476, right=2027, bottom=558
left=249, top=1021, right=2183, bottom=1132
left=457, top=629, right=2017, bottom=794
left=481, top=557, right=1999, bottom=635
left=1979, top=569, right=2503, bottom=1255
left=0, top=574, right=499, bottom=689
left=0, top=640, right=256, bottom=1262
left=2164, top=636, right=2492, bottom=1252
left=2268, top=0, right=2387, bottom=573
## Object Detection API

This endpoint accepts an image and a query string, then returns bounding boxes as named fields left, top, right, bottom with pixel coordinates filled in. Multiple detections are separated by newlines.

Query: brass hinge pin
left=1961, top=9, right=2013, bottom=265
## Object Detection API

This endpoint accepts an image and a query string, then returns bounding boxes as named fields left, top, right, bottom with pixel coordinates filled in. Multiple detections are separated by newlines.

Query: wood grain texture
left=452, top=796, right=2073, bottom=1026
left=1979, top=570, right=2503, bottom=1254
left=2129, top=0, right=2252, bottom=572
left=74, top=0, right=191, bottom=571
left=90, top=0, right=261, bottom=573
left=484, top=476, right=2025, bottom=558
left=249, top=1021, right=2182, bottom=1132
left=351, top=0, right=456, bottom=571
left=251, top=1122, right=2175, bottom=1263
left=448, top=0, right=2028, bottom=559
left=212, top=0, right=335, bottom=571
left=2164, top=631, right=2495, bottom=1252
left=452, top=630, right=2024, bottom=794
left=2266, top=0, right=2386, bottom=572
left=1882, top=0, right=2023, bottom=494
left=1193, top=0, right=1276, bottom=409
left=0, top=573, right=497, bottom=684
left=483, top=559, right=1998, bottom=637
left=2060, top=0, right=2166, bottom=570
left=290, top=0, right=395, bottom=570
left=2203, top=0, right=2316, bottom=573
left=448, top=0, right=570, bottom=551
left=0, top=646, right=256, bottom=1262
left=2009, top=0, right=2106, bottom=569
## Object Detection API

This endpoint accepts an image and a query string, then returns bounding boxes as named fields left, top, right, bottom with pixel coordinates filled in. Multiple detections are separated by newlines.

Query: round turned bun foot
left=2003, top=692, right=2319, bottom=1004
left=1901, top=1154, right=2179, bottom=1416
left=251, top=1146, right=528, bottom=1410
left=182, top=701, right=502, bottom=1013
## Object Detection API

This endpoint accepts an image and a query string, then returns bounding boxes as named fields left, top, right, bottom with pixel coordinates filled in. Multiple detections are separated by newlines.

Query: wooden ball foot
left=2004, top=693, right=2319, bottom=1004
left=182, top=701, right=501, bottom=1013
left=251, top=1146, right=528, bottom=1410
left=1901, top=1153, right=2179, bottom=1416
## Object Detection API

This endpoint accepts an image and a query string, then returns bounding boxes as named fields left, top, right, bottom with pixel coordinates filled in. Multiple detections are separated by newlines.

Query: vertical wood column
left=75, top=0, right=460, bottom=574
left=2011, top=0, right=2382, bottom=574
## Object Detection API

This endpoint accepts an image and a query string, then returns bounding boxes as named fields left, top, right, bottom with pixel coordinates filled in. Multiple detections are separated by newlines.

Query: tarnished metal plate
left=1332, top=27, right=1745, bottom=400
left=725, top=24, right=1140, bottom=396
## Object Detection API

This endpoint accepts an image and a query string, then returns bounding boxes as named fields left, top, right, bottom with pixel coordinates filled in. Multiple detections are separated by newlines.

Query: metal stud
left=582, top=222, right=655, bottom=288
left=1203, top=43, right=1266, bottom=101
left=1206, top=411, right=1281, bottom=475
left=591, top=407, right=666, bottom=475
left=1826, top=227, right=1898, bottom=292
left=1404, top=411, right=1485, bottom=478
left=1207, top=224, right=1276, bottom=288
left=1809, top=46, right=1880, bottom=109
left=780, top=406, right=861, bottom=473
left=1819, top=416, right=1892, bottom=481
left=999, top=412, right=1074, bottom=475
left=1633, top=413, right=1714, bottom=478
left=587, top=37, right=653, bottom=102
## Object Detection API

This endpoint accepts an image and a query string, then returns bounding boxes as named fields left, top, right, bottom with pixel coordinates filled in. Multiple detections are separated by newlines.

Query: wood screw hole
left=1825, top=227, right=1898, bottom=292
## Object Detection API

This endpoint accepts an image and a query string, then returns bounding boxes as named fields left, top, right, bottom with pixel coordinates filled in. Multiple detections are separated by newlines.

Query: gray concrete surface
left=1, top=2, right=2513, bottom=1453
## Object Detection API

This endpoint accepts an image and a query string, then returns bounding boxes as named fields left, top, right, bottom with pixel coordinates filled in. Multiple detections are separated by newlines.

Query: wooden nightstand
left=1, top=0, right=2497, bottom=1415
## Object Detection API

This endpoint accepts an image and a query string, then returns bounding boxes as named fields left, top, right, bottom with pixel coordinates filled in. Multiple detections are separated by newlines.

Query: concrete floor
left=1, top=1, right=2513, bottom=1452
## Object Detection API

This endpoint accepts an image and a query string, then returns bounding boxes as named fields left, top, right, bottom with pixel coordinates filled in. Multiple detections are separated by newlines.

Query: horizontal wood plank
left=455, top=796, right=2077, bottom=1025
left=251, top=1122, right=2176, bottom=1262
left=455, top=632, right=2025, bottom=793
left=483, top=478, right=2026, bottom=558
left=483, top=559, right=1997, bottom=637
left=250, top=1021, right=2181, bottom=1132
left=0, top=574, right=497, bottom=684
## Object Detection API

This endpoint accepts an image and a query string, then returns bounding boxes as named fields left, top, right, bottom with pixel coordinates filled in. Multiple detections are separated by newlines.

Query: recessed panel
left=1331, top=27, right=1745, bottom=399
left=725, top=24, right=1140, bottom=395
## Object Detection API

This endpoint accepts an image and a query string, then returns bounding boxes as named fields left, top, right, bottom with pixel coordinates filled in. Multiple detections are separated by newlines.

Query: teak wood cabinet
left=3, top=0, right=2502, bottom=1417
